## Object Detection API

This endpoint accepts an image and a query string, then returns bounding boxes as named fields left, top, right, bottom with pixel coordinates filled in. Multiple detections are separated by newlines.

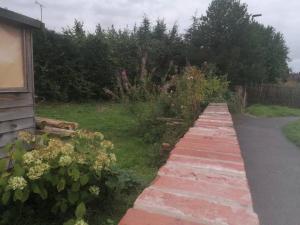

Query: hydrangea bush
left=0, top=130, right=116, bottom=225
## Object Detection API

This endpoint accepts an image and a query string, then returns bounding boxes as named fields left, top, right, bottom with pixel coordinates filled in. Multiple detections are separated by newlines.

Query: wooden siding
left=0, top=26, right=35, bottom=152
left=0, top=128, right=34, bottom=148
left=0, top=106, right=34, bottom=122
left=0, top=118, right=34, bottom=134
left=0, top=93, right=33, bottom=109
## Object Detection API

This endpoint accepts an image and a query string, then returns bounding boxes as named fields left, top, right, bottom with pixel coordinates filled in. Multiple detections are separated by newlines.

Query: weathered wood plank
left=0, top=93, right=33, bottom=109
left=40, top=126, right=75, bottom=137
left=25, top=30, right=34, bottom=93
left=0, top=128, right=34, bottom=149
left=36, top=117, right=78, bottom=130
left=0, top=131, right=17, bottom=149
left=0, top=117, right=34, bottom=134
left=0, top=106, right=34, bottom=122
left=0, top=150, right=7, bottom=158
left=0, top=25, right=36, bottom=156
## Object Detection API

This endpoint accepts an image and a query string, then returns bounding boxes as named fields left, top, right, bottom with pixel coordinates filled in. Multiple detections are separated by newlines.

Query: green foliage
left=34, top=21, right=114, bottom=101
left=226, top=91, right=244, bottom=113
left=75, top=202, right=86, bottom=219
left=283, top=120, right=300, bottom=148
left=36, top=102, right=159, bottom=224
left=185, top=0, right=289, bottom=85
left=133, top=67, right=229, bottom=149
left=33, top=18, right=185, bottom=101
left=250, top=105, right=300, bottom=149
left=246, top=104, right=300, bottom=117
left=105, top=167, right=143, bottom=195
left=0, top=130, right=119, bottom=224
left=33, top=2, right=288, bottom=101
left=36, top=103, right=159, bottom=181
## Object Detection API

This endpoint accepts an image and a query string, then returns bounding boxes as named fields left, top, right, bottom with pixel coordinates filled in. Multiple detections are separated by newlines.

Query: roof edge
left=0, top=7, right=44, bottom=29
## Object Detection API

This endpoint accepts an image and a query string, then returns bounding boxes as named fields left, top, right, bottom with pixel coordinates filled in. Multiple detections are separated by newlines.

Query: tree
left=33, top=21, right=113, bottom=101
left=186, top=0, right=289, bottom=85
left=33, top=1, right=289, bottom=101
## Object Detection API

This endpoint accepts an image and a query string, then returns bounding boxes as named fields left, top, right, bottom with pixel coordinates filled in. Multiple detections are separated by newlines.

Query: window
left=0, top=22, right=26, bottom=91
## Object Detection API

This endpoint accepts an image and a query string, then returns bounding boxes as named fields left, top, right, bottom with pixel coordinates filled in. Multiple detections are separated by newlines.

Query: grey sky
left=1, top=0, right=299, bottom=72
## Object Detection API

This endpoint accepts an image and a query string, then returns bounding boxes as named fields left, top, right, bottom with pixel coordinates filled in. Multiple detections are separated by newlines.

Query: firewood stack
left=35, top=117, right=79, bottom=137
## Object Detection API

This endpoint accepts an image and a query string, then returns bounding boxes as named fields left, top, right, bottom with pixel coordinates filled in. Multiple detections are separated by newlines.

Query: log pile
left=36, top=117, right=79, bottom=137
left=156, top=117, right=184, bottom=126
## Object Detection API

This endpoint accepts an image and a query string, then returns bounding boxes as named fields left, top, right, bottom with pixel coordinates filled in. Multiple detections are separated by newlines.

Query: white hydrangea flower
left=18, top=131, right=35, bottom=143
left=75, top=154, right=87, bottom=165
left=93, top=152, right=109, bottom=172
left=100, top=140, right=114, bottom=150
left=89, top=185, right=100, bottom=196
left=75, top=219, right=89, bottom=225
left=93, top=162, right=103, bottom=172
left=8, top=176, right=27, bottom=190
left=58, top=155, right=72, bottom=167
left=61, top=143, right=74, bottom=155
left=23, top=152, right=35, bottom=165
left=35, top=159, right=43, bottom=165
left=94, top=132, right=104, bottom=140
left=109, top=153, right=117, bottom=163
left=27, top=163, right=50, bottom=180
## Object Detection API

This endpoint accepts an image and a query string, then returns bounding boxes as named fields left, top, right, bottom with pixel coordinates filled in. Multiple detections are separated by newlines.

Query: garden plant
left=0, top=130, right=118, bottom=225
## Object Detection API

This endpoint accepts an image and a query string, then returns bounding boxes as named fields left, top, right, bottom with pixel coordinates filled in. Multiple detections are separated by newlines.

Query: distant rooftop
left=0, top=7, right=43, bottom=29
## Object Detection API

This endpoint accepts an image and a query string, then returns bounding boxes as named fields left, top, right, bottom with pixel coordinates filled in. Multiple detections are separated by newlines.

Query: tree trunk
left=140, top=52, right=148, bottom=81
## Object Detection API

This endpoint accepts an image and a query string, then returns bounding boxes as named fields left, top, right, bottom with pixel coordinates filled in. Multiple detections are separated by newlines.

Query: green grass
left=246, top=104, right=300, bottom=117
left=246, top=104, right=300, bottom=150
left=36, top=102, right=159, bottom=224
left=283, top=120, right=300, bottom=148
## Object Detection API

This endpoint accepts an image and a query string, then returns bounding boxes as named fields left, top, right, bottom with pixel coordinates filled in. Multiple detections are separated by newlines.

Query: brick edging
left=119, top=103, right=259, bottom=225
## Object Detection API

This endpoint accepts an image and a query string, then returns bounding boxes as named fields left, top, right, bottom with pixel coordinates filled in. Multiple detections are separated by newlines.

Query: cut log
left=166, top=121, right=185, bottom=126
left=161, top=143, right=171, bottom=151
left=156, top=117, right=184, bottom=122
left=36, top=117, right=78, bottom=130
left=40, top=126, right=75, bottom=137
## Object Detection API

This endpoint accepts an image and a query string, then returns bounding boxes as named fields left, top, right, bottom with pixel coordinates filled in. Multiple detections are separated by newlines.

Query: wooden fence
left=246, top=84, right=300, bottom=107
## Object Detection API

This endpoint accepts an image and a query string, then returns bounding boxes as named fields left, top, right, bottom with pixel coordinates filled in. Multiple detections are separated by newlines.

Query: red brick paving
left=158, top=164, right=248, bottom=189
left=119, top=103, right=259, bottom=225
left=120, top=209, right=204, bottom=225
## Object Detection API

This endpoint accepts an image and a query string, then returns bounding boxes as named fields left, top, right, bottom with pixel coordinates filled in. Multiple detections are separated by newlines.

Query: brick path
left=119, top=103, right=259, bottom=225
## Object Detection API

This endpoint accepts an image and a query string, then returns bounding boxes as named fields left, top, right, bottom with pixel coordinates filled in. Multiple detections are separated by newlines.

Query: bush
left=133, top=67, right=229, bottom=156
left=0, top=130, right=117, bottom=225
left=162, top=67, right=228, bottom=121
left=226, top=91, right=244, bottom=113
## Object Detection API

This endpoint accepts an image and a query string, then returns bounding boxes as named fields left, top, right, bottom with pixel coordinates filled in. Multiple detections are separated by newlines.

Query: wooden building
left=0, top=8, right=43, bottom=155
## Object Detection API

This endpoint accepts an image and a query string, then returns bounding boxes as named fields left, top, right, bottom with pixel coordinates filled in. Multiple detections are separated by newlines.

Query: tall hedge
left=33, top=0, right=289, bottom=101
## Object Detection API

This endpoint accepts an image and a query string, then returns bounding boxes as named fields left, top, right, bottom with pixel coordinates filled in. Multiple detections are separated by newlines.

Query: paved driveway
left=234, top=115, right=300, bottom=225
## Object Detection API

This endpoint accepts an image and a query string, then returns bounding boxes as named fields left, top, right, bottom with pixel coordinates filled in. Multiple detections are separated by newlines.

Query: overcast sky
left=1, top=0, right=299, bottom=72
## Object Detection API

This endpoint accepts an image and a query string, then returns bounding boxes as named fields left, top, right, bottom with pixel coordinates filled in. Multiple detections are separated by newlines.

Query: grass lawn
left=36, top=102, right=159, bottom=224
left=246, top=104, right=300, bottom=117
left=246, top=104, right=300, bottom=150
left=283, top=120, right=300, bottom=148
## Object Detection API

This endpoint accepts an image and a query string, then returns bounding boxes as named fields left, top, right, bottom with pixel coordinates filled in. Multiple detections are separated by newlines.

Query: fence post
left=234, top=85, right=247, bottom=110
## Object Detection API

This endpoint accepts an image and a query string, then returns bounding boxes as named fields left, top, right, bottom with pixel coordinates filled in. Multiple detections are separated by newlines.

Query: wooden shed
left=0, top=7, right=43, bottom=154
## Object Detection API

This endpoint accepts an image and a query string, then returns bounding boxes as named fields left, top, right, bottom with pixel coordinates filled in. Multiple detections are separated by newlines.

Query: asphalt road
left=234, top=115, right=300, bottom=225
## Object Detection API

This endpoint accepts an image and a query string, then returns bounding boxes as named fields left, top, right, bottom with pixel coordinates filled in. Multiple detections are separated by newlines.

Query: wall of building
left=0, top=21, right=35, bottom=156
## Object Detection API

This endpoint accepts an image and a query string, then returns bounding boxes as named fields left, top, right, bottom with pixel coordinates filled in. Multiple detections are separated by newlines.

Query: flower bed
left=0, top=130, right=116, bottom=225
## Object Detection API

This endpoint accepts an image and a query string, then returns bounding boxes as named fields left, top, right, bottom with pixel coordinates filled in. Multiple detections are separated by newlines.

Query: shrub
left=0, top=130, right=117, bottom=225
left=164, top=67, right=228, bottom=120
left=226, top=91, right=244, bottom=113
left=133, top=66, right=229, bottom=159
